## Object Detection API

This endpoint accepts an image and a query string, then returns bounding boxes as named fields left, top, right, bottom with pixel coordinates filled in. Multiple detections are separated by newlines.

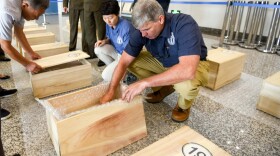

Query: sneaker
left=1, top=108, right=11, bottom=120
left=97, top=60, right=105, bottom=67
left=0, top=88, right=17, bottom=98
left=0, top=56, right=11, bottom=62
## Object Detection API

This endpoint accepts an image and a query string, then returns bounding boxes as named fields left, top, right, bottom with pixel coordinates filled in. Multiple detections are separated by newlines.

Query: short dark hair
left=100, top=0, right=120, bottom=16
left=28, top=0, right=49, bottom=10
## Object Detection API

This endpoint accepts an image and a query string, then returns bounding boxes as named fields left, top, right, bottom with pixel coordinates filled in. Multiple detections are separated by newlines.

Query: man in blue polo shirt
left=100, top=0, right=209, bottom=122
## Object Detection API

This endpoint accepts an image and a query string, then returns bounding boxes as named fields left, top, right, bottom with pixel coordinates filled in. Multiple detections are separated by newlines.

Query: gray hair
left=26, top=0, right=49, bottom=9
left=132, top=0, right=164, bottom=29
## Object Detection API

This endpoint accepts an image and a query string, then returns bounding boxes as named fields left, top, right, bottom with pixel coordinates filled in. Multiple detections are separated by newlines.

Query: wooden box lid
left=30, top=42, right=68, bottom=51
left=25, top=32, right=54, bottom=38
left=34, top=50, right=90, bottom=68
left=265, top=71, right=280, bottom=87
left=208, top=48, right=245, bottom=64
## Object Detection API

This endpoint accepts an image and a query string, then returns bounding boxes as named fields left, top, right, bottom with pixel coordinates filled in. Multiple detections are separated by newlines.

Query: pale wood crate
left=207, top=48, right=245, bottom=90
left=133, top=126, right=230, bottom=156
left=24, top=42, right=69, bottom=59
left=31, top=51, right=92, bottom=98
left=23, top=27, right=47, bottom=34
left=24, top=21, right=39, bottom=29
left=44, top=83, right=147, bottom=156
left=257, top=71, right=280, bottom=118
left=25, top=32, right=56, bottom=45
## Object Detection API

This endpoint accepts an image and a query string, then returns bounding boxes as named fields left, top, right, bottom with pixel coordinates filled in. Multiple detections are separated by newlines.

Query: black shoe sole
left=0, top=93, right=17, bottom=98
left=1, top=113, right=11, bottom=120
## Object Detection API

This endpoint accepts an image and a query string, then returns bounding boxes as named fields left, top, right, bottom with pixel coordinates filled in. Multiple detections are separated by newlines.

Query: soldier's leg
left=79, top=9, right=88, bottom=52
left=84, top=10, right=97, bottom=58
left=69, top=9, right=80, bottom=51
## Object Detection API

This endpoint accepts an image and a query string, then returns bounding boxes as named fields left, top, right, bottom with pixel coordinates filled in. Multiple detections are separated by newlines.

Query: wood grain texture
left=207, top=48, right=245, bottom=90
left=25, top=32, right=56, bottom=45
left=24, top=42, right=69, bottom=59
left=24, top=22, right=39, bottom=29
left=45, top=84, right=147, bottom=156
left=23, top=27, right=47, bottom=34
left=31, top=59, right=92, bottom=98
left=133, top=126, right=231, bottom=156
left=34, top=50, right=89, bottom=68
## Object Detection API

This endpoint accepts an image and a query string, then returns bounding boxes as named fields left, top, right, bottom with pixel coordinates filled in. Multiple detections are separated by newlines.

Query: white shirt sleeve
left=0, top=13, right=14, bottom=41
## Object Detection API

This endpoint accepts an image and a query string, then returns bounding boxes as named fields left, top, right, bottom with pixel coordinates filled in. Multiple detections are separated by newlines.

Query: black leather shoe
left=0, top=88, right=17, bottom=98
left=97, top=60, right=105, bottom=67
left=1, top=108, right=11, bottom=120
left=0, top=56, right=11, bottom=62
left=0, top=75, right=10, bottom=80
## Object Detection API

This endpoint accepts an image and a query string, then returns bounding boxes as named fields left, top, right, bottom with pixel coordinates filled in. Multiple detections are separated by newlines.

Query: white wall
left=169, top=0, right=277, bottom=36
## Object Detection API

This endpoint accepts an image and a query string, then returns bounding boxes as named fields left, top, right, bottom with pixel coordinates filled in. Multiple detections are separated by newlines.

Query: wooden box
left=44, top=83, right=147, bottom=156
left=31, top=50, right=92, bottom=98
left=25, top=32, right=56, bottom=45
left=24, top=21, right=39, bottom=29
left=133, top=126, right=230, bottom=156
left=23, top=27, right=47, bottom=35
left=24, top=42, right=69, bottom=59
left=257, top=71, right=280, bottom=118
left=207, top=48, right=245, bottom=90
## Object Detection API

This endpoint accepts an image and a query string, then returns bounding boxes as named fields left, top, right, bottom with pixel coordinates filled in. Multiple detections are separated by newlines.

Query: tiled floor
left=0, top=14, right=280, bottom=156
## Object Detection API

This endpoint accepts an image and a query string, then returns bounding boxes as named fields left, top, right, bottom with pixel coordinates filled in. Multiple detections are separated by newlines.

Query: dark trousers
left=69, top=8, right=88, bottom=52
left=83, top=10, right=105, bottom=58
left=0, top=46, right=5, bottom=57
left=0, top=86, right=5, bottom=156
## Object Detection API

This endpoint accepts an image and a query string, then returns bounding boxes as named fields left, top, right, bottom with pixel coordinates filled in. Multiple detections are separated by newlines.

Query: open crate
left=44, top=83, right=147, bottom=156
left=31, top=50, right=92, bottom=98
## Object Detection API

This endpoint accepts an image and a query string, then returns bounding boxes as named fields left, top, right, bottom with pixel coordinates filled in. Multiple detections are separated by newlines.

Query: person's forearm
left=108, top=53, right=133, bottom=92
left=108, top=63, right=127, bottom=92
left=14, top=27, right=34, bottom=54
left=1, top=42, right=30, bottom=67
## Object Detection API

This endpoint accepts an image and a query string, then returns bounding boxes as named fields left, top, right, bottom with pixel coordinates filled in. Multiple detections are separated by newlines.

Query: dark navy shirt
left=125, top=13, right=207, bottom=67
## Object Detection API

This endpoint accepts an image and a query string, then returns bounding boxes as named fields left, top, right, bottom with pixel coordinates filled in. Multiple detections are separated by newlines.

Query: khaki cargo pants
left=128, top=51, right=209, bottom=109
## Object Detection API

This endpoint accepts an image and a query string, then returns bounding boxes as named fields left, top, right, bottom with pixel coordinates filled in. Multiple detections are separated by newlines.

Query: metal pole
left=211, top=0, right=232, bottom=49
left=275, top=27, right=280, bottom=55
left=257, top=2, right=280, bottom=53
left=224, top=1, right=239, bottom=44
left=251, top=1, right=263, bottom=45
left=239, top=1, right=260, bottom=49
left=239, top=1, right=253, bottom=43
left=225, top=2, right=234, bottom=39
left=244, top=1, right=258, bottom=47
left=256, top=1, right=269, bottom=46
left=233, top=1, right=245, bottom=43
left=42, top=14, right=49, bottom=26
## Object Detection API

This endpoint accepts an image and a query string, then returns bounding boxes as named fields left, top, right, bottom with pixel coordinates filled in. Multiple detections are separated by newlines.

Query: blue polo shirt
left=106, top=18, right=134, bottom=55
left=125, top=13, right=207, bottom=67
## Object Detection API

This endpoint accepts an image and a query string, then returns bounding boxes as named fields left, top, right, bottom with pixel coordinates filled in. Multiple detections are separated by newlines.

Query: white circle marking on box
left=182, top=142, right=212, bottom=156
